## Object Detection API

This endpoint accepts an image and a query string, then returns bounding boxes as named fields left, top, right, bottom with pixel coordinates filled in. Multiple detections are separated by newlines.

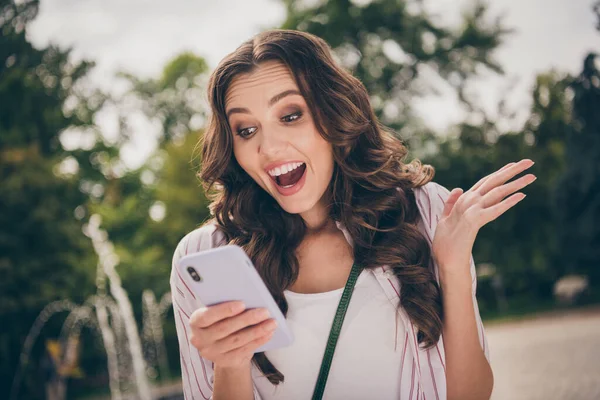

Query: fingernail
left=267, top=320, right=278, bottom=331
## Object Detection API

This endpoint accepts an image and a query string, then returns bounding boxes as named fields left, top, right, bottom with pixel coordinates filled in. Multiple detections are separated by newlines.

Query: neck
left=301, top=185, right=335, bottom=233
left=306, top=218, right=336, bottom=236
left=300, top=201, right=331, bottom=233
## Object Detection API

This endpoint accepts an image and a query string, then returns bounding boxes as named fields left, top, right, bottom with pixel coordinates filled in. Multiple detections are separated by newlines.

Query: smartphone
left=177, top=244, right=294, bottom=353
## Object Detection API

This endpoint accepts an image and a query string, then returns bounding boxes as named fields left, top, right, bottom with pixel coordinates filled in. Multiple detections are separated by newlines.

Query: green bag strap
left=312, top=262, right=363, bottom=400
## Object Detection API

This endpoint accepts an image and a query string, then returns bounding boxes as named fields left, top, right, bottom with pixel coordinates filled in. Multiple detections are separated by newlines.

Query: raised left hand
left=432, top=159, right=537, bottom=278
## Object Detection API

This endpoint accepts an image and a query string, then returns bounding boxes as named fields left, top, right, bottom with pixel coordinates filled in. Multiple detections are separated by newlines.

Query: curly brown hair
left=197, top=29, right=442, bottom=384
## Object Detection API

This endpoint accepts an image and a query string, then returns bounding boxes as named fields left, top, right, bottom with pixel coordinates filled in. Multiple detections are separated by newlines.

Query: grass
left=481, top=285, right=600, bottom=325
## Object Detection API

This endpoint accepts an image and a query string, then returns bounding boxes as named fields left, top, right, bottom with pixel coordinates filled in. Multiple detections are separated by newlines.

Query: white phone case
left=177, top=244, right=294, bottom=353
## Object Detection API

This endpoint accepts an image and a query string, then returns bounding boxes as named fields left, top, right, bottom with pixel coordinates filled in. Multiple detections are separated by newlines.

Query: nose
left=258, top=127, right=287, bottom=156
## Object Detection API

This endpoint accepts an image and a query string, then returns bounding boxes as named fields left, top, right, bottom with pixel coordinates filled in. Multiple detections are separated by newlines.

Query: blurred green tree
left=0, top=0, right=99, bottom=396
left=116, top=53, right=209, bottom=146
left=280, top=0, right=512, bottom=149
left=89, top=53, right=213, bottom=309
left=86, top=58, right=213, bottom=380
left=429, top=71, right=571, bottom=306
left=554, top=50, right=600, bottom=283
left=90, top=131, right=211, bottom=312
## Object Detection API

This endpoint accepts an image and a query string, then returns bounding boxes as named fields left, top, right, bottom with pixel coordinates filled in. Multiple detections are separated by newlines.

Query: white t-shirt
left=251, top=269, right=405, bottom=399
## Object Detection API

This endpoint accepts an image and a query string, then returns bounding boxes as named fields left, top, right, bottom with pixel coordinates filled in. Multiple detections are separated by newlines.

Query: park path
left=487, top=306, right=600, bottom=400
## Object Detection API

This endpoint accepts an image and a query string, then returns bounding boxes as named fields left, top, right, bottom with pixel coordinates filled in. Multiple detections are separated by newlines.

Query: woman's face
left=225, top=60, right=334, bottom=224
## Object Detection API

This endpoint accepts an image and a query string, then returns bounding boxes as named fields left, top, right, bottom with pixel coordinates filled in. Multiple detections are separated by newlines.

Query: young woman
left=170, top=29, right=535, bottom=400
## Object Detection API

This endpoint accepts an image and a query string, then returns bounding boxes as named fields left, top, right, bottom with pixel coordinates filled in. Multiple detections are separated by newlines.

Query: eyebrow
left=226, top=89, right=302, bottom=119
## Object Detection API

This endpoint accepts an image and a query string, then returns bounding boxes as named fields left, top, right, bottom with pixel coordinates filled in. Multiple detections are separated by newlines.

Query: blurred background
left=1, top=0, right=599, bottom=399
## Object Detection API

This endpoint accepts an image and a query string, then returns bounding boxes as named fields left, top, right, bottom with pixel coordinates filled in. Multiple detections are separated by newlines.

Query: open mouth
left=271, top=163, right=307, bottom=188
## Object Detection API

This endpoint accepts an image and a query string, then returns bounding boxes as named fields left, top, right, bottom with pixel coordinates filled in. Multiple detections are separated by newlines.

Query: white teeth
left=268, top=162, right=304, bottom=177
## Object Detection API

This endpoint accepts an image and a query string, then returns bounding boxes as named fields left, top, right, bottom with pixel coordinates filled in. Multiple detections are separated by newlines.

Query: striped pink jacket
left=170, top=181, right=491, bottom=400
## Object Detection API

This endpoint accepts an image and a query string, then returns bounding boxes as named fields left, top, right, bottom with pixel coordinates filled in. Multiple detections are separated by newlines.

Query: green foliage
left=0, top=0, right=101, bottom=395
left=0, top=151, right=95, bottom=314
left=280, top=0, right=512, bottom=135
left=0, top=150, right=98, bottom=397
left=153, top=131, right=212, bottom=252
left=115, top=52, right=209, bottom=146
left=428, top=70, right=572, bottom=300
left=89, top=131, right=211, bottom=311
left=553, top=52, right=600, bottom=281
left=0, top=0, right=105, bottom=156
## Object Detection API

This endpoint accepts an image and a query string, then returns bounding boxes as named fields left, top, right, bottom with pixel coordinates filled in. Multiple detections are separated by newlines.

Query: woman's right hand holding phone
left=188, top=301, right=278, bottom=370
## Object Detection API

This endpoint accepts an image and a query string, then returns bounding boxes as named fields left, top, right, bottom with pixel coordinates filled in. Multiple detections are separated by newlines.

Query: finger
left=220, top=329, right=276, bottom=365
left=480, top=192, right=526, bottom=224
left=471, top=162, right=516, bottom=192
left=211, top=318, right=277, bottom=354
left=478, top=159, right=534, bottom=195
left=190, top=301, right=246, bottom=329
left=442, top=188, right=463, bottom=218
left=208, top=308, right=271, bottom=342
left=483, top=173, right=536, bottom=208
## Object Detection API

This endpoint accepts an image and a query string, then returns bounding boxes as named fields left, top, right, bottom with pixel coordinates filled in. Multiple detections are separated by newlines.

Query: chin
left=275, top=197, right=315, bottom=215
left=271, top=185, right=320, bottom=216
left=274, top=186, right=331, bottom=220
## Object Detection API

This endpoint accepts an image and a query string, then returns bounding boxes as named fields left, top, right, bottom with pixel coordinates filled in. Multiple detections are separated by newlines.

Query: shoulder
left=411, top=180, right=451, bottom=235
left=413, top=180, right=451, bottom=204
left=171, top=222, right=228, bottom=269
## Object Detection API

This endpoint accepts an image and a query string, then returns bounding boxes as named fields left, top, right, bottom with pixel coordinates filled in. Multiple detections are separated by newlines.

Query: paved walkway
left=487, top=306, right=600, bottom=400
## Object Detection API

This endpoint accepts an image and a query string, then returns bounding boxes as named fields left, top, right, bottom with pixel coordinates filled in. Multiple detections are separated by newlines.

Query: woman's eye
left=236, top=126, right=257, bottom=138
left=281, top=111, right=302, bottom=123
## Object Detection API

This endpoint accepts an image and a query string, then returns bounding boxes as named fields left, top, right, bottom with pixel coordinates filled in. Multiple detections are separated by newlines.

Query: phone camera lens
left=186, top=266, right=202, bottom=282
